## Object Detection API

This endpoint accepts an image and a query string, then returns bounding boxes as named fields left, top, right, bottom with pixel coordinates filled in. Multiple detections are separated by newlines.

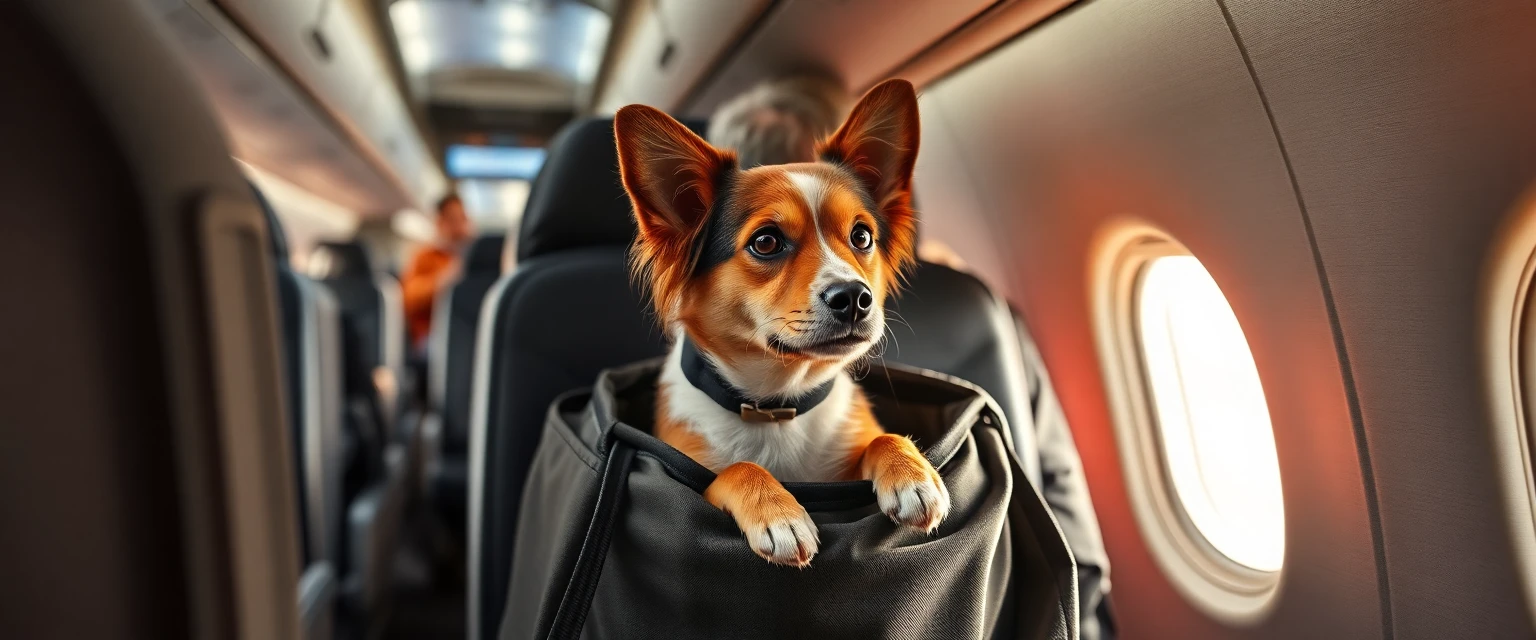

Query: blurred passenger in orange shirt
left=403, top=193, right=473, bottom=348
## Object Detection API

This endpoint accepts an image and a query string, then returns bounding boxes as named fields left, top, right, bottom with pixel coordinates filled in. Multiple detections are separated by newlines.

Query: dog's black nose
left=821, top=281, right=873, bottom=324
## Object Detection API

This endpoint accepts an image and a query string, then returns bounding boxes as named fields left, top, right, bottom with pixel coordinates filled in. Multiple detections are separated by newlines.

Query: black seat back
left=469, top=118, right=686, bottom=639
left=882, top=266, right=1038, bottom=476
left=422, top=234, right=505, bottom=537
left=468, top=118, right=1042, bottom=640
left=472, top=247, right=669, bottom=633
left=1, top=2, right=300, bottom=637
left=313, top=241, right=405, bottom=396
left=430, top=233, right=507, bottom=454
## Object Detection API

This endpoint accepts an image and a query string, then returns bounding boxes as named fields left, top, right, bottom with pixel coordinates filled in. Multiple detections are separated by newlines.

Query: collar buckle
left=740, top=404, right=797, bottom=423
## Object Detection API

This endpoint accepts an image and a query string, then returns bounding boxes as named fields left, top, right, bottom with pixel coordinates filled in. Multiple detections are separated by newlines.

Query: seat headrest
left=314, top=241, right=374, bottom=279
left=248, top=182, right=290, bottom=263
left=517, top=116, right=706, bottom=260
left=465, top=234, right=506, bottom=273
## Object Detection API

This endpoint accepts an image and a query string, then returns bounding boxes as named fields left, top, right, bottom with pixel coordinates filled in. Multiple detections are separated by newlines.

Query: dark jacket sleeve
left=1015, top=316, right=1115, bottom=640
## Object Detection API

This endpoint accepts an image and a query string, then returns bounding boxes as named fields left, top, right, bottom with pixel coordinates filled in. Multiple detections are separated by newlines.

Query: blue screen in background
left=446, top=145, right=546, bottom=180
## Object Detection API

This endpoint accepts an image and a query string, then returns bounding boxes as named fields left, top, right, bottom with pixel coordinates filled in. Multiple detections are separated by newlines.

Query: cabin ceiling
left=589, top=0, right=1014, bottom=120
left=383, top=0, right=1024, bottom=148
left=679, top=0, right=1003, bottom=118
left=386, top=0, right=613, bottom=146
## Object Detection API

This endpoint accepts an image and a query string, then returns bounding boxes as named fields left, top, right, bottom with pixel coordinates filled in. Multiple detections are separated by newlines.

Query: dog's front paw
left=704, top=461, right=820, bottom=567
left=876, top=472, right=950, bottom=533
left=865, top=434, right=951, bottom=533
left=741, top=503, right=820, bottom=568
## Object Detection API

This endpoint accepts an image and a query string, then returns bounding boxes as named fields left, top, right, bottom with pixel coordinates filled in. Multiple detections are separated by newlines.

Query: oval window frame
left=1091, top=223, right=1283, bottom=623
left=1480, top=189, right=1536, bottom=631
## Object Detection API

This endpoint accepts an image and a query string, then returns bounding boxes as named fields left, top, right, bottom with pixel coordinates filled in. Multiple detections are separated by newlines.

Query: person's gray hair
left=707, top=75, right=851, bottom=168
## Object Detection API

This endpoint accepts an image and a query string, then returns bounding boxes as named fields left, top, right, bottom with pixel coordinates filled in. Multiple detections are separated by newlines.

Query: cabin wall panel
left=913, top=0, right=1385, bottom=636
left=1224, top=0, right=1536, bottom=636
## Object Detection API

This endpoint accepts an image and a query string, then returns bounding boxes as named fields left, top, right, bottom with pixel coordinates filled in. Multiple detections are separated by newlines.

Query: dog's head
left=616, top=79, right=920, bottom=376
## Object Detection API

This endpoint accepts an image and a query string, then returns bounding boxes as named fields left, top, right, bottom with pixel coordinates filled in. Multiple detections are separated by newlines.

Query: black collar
left=679, top=337, right=836, bottom=423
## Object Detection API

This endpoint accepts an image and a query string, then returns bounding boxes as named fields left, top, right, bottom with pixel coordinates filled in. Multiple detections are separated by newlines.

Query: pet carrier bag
left=499, top=358, right=1079, bottom=640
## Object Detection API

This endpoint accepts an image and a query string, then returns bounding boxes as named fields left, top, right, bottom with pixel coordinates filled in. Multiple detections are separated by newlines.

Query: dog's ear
left=615, top=105, right=736, bottom=319
left=817, top=79, right=920, bottom=271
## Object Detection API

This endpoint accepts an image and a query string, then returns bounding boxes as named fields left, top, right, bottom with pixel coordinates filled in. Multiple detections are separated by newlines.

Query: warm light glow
left=1138, top=256, right=1285, bottom=572
left=236, top=160, right=357, bottom=234
left=389, top=1, right=423, bottom=37
left=498, top=39, right=536, bottom=67
left=391, top=209, right=437, bottom=243
left=400, top=37, right=431, bottom=72
left=235, top=160, right=358, bottom=271
left=498, top=5, right=534, bottom=33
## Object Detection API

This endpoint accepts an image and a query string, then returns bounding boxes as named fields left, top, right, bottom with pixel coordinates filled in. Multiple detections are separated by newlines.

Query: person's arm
left=1016, top=316, right=1115, bottom=640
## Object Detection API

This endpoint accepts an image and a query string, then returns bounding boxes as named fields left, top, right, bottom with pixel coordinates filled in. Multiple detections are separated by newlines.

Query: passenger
left=915, top=238, right=971, bottom=272
left=708, top=74, right=1115, bottom=639
left=403, top=193, right=473, bottom=349
left=706, top=74, right=848, bottom=167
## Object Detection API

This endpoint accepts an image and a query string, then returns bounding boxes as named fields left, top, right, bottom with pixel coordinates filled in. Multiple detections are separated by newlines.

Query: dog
left=613, top=79, right=949, bottom=567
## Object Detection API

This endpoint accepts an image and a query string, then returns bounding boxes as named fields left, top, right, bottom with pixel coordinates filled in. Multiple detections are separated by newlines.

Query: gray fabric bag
left=500, top=358, right=1079, bottom=640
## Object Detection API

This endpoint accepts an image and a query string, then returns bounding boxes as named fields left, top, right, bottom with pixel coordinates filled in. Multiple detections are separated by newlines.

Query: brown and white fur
left=615, top=79, right=948, bottom=567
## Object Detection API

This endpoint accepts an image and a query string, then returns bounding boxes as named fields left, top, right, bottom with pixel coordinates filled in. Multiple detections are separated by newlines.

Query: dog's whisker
left=878, top=354, right=899, bottom=410
left=880, top=323, right=902, bottom=358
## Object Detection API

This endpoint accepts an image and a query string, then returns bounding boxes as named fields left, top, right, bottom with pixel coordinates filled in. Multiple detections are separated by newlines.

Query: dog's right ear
left=615, top=105, right=736, bottom=318
left=615, top=105, right=733, bottom=243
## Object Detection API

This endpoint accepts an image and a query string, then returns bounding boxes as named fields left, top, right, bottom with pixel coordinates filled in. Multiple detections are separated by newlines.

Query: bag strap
left=545, top=439, right=636, bottom=640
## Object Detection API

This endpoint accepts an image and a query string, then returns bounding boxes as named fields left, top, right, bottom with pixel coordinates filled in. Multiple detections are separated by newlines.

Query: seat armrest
left=297, top=562, right=337, bottom=640
left=418, top=413, right=443, bottom=495
left=346, top=486, right=386, bottom=597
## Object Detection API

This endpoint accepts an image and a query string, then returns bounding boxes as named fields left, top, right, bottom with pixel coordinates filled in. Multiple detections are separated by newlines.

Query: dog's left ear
left=615, top=105, right=736, bottom=319
left=817, top=79, right=920, bottom=268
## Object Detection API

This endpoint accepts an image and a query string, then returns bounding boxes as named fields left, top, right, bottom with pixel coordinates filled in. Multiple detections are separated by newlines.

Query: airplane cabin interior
left=6, top=0, right=1536, bottom=638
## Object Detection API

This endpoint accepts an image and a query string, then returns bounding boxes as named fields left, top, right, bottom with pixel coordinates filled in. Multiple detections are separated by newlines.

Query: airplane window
left=1137, top=255, right=1285, bottom=572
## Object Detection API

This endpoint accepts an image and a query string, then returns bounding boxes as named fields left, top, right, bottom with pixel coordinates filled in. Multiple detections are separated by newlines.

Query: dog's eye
left=850, top=223, right=874, bottom=252
left=749, top=230, right=784, bottom=257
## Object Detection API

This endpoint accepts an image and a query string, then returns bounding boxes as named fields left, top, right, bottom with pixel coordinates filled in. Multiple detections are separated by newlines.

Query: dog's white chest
left=658, top=342, right=857, bottom=482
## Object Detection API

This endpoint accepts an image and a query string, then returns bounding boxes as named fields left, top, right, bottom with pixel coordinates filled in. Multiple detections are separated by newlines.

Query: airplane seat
left=314, top=240, right=406, bottom=419
left=425, top=233, right=507, bottom=538
left=311, top=239, right=416, bottom=631
left=0, top=2, right=303, bottom=637
left=255, top=185, right=344, bottom=640
left=311, top=242, right=388, bottom=489
left=881, top=267, right=1035, bottom=470
left=467, top=117, right=688, bottom=639
left=466, top=116, right=1102, bottom=638
left=872, top=261, right=1112, bottom=635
